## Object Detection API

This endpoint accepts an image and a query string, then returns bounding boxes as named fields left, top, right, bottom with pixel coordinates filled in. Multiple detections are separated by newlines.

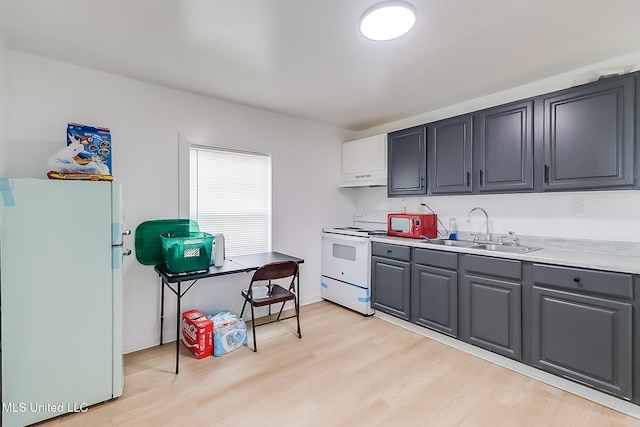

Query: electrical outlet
left=571, top=196, right=585, bottom=214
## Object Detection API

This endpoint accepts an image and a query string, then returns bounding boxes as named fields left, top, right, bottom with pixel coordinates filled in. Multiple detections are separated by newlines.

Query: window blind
left=190, top=146, right=271, bottom=256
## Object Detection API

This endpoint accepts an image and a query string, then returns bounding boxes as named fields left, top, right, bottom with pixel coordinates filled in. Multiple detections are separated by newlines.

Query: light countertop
left=370, top=234, right=640, bottom=275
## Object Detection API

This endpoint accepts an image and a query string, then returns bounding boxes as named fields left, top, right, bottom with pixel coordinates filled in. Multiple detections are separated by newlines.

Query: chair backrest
left=251, top=260, right=299, bottom=284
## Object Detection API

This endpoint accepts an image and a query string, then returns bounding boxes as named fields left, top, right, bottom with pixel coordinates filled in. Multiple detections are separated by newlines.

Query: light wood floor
left=41, top=301, right=640, bottom=427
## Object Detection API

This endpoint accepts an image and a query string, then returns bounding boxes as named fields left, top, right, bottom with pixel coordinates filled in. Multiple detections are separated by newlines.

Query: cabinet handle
left=544, top=165, right=550, bottom=184
left=466, top=172, right=470, bottom=187
left=421, top=176, right=425, bottom=189
left=387, top=250, right=392, bottom=254
left=479, top=170, right=484, bottom=186
left=573, top=277, right=581, bottom=283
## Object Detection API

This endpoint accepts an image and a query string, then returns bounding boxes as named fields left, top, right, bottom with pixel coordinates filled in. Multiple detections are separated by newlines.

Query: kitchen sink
left=474, top=244, right=542, bottom=254
left=422, top=239, right=543, bottom=254
left=423, top=239, right=480, bottom=248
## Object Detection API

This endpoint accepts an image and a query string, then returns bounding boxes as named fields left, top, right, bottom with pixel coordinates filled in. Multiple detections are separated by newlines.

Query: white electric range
left=321, top=210, right=389, bottom=315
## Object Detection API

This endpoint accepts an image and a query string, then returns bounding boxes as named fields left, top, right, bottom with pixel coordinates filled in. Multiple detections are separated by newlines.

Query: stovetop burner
left=323, top=227, right=387, bottom=237
left=323, top=210, right=389, bottom=237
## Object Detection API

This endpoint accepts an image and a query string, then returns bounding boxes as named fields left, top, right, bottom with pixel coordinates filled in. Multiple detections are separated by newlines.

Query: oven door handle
left=321, top=232, right=370, bottom=243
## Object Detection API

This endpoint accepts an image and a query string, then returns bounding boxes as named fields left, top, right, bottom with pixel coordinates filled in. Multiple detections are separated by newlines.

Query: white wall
left=355, top=51, right=640, bottom=243
left=0, top=27, right=9, bottom=176
left=7, top=47, right=640, bottom=353
left=6, top=50, right=357, bottom=353
left=356, top=187, right=640, bottom=243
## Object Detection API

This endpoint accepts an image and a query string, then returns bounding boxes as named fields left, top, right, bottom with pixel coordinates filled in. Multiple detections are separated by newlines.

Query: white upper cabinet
left=340, top=134, right=387, bottom=187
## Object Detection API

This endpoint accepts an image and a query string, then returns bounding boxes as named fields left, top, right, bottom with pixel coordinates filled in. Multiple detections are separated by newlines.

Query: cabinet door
left=412, top=263, right=458, bottom=337
left=461, top=274, right=522, bottom=360
left=542, top=76, right=635, bottom=191
left=387, top=125, right=427, bottom=196
left=371, top=256, right=411, bottom=320
left=531, top=286, right=632, bottom=399
left=342, top=135, right=386, bottom=176
left=476, top=100, right=534, bottom=192
left=429, top=115, right=473, bottom=194
left=361, top=135, right=386, bottom=173
left=341, top=140, right=362, bottom=175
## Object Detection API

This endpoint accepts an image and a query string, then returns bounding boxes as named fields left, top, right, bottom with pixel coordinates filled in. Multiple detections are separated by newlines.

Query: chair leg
left=295, top=297, right=301, bottom=339
left=249, top=301, right=257, bottom=352
left=268, top=280, right=272, bottom=316
left=276, top=301, right=286, bottom=320
left=240, top=295, right=248, bottom=318
left=294, top=273, right=301, bottom=338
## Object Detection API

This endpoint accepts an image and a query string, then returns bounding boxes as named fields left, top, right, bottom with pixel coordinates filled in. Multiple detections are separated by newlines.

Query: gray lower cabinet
left=370, top=241, right=640, bottom=403
left=530, top=264, right=633, bottom=399
left=371, top=243, right=411, bottom=320
left=460, top=255, right=522, bottom=360
left=411, top=248, right=458, bottom=337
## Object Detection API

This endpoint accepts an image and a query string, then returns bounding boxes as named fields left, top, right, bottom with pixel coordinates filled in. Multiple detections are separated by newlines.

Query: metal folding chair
left=240, top=260, right=301, bottom=351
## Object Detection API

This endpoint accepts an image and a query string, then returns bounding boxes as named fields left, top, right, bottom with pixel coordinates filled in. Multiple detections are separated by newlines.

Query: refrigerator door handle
left=123, top=229, right=131, bottom=236
left=112, top=243, right=131, bottom=255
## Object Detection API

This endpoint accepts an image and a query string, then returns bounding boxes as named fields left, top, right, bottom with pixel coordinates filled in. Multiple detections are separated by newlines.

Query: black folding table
left=154, top=251, right=304, bottom=374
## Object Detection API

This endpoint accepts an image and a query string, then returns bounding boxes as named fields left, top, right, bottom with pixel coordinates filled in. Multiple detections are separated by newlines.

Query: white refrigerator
left=0, top=178, right=126, bottom=427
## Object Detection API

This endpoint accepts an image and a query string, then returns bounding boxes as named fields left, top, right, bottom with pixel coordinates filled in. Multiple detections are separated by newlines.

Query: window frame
left=178, top=133, right=272, bottom=256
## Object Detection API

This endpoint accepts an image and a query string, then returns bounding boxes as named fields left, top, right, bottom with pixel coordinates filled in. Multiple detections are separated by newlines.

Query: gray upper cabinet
left=428, top=115, right=473, bottom=194
left=386, top=70, right=640, bottom=197
left=387, top=125, right=427, bottom=197
left=475, top=100, right=534, bottom=192
left=541, top=75, right=636, bottom=191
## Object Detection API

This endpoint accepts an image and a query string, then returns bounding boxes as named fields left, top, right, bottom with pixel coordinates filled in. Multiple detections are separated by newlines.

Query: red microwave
left=387, top=213, right=437, bottom=239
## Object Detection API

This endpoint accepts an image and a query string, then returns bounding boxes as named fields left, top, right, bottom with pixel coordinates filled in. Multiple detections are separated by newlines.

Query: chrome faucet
left=467, top=207, right=490, bottom=241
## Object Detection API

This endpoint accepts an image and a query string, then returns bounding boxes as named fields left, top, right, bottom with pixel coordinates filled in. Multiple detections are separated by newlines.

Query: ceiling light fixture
left=359, top=0, right=416, bottom=41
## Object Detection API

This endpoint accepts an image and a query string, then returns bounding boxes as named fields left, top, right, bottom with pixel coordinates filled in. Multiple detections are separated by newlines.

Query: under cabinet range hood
left=339, top=170, right=387, bottom=187
left=339, top=134, right=387, bottom=187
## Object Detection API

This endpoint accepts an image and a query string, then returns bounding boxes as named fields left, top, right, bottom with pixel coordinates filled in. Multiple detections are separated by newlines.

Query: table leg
left=160, top=279, right=165, bottom=345
left=175, top=281, right=181, bottom=374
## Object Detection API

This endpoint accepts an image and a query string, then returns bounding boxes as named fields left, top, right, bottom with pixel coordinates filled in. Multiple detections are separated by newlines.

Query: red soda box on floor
left=181, top=309, right=213, bottom=359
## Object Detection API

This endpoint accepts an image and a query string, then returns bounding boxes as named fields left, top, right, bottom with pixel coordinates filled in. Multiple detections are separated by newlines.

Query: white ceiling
left=1, top=0, right=640, bottom=131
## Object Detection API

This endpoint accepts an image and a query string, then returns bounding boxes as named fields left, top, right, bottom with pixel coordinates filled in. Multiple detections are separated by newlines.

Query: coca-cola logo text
left=182, top=318, right=198, bottom=342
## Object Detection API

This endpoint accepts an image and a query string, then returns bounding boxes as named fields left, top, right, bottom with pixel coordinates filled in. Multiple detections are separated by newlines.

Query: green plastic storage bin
left=135, top=219, right=200, bottom=266
left=160, top=232, right=213, bottom=273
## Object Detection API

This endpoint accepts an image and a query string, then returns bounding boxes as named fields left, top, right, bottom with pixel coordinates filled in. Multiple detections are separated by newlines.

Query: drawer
left=532, top=264, right=633, bottom=299
left=372, top=242, right=411, bottom=262
left=463, top=254, right=522, bottom=280
left=413, top=248, right=457, bottom=270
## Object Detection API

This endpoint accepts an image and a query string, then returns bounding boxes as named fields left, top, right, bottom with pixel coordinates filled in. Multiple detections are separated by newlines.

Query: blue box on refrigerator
left=67, top=123, right=112, bottom=175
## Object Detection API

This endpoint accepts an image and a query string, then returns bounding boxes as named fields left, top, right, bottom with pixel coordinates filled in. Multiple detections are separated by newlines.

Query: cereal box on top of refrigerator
left=67, top=122, right=112, bottom=174
left=46, top=122, right=113, bottom=181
